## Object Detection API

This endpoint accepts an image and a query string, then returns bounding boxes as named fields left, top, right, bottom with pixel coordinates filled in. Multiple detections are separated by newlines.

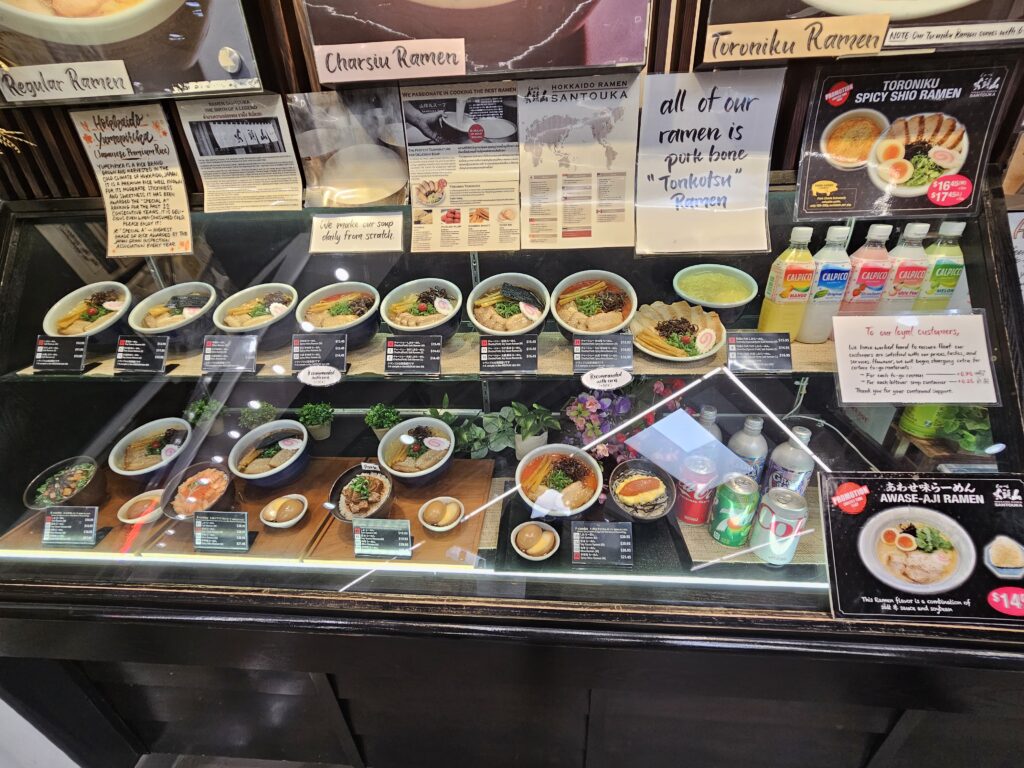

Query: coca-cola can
left=675, top=454, right=716, bottom=525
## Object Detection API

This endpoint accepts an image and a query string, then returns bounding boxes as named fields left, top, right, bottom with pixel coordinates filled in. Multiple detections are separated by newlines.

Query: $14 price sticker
left=988, top=587, right=1024, bottom=617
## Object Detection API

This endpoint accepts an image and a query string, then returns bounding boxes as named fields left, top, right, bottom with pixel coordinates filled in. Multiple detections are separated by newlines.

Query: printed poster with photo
left=822, top=473, right=1024, bottom=626
left=797, top=59, right=1013, bottom=220
left=401, top=81, right=520, bottom=252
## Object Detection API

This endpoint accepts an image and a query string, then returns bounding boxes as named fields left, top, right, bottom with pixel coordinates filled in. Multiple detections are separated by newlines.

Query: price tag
left=114, top=335, right=169, bottom=373
left=570, top=521, right=633, bottom=567
left=41, top=506, right=98, bottom=548
left=384, top=335, right=442, bottom=376
left=194, top=511, right=251, bottom=552
left=33, top=336, right=87, bottom=372
left=572, top=334, right=633, bottom=375
left=727, top=332, right=793, bottom=372
left=291, top=333, right=347, bottom=373
left=201, top=335, right=258, bottom=373
left=480, top=335, right=538, bottom=374
left=353, top=518, right=412, bottom=559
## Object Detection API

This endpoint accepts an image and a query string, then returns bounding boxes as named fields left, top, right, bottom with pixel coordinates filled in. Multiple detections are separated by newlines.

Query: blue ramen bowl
left=377, top=417, right=455, bottom=488
left=295, top=282, right=381, bottom=351
left=228, top=419, right=310, bottom=490
left=128, top=281, right=218, bottom=352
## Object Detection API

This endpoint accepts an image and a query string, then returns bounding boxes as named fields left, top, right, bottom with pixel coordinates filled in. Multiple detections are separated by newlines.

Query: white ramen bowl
left=381, top=278, right=463, bottom=339
left=128, top=281, right=217, bottom=347
left=0, top=0, right=184, bottom=45
left=108, top=417, right=192, bottom=478
left=551, top=270, right=637, bottom=338
left=515, top=443, right=602, bottom=518
left=467, top=272, right=549, bottom=337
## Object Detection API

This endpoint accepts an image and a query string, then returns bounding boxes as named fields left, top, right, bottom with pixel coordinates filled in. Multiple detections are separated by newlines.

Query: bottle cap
left=792, top=426, right=812, bottom=445
left=904, top=222, right=931, bottom=238
left=825, top=226, right=850, bottom=242
left=700, top=405, right=718, bottom=422
left=790, top=226, right=813, bottom=243
left=744, top=415, right=764, bottom=433
left=866, top=224, right=893, bottom=240
left=938, top=221, right=966, bottom=237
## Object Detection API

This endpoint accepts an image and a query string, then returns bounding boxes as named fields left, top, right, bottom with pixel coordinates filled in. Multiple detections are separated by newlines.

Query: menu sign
left=384, top=335, right=442, bottom=376
left=572, top=335, right=634, bottom=375
left=114, top=335, right=169, bottom=374
left=33, top=336, right=86, bottom=372
left=479, top=336, right=538, bottom=375
left=201, top=335, right=258, bottom=373
left=194, top=511, right=250, bottom=552
left=727, top=332, right=792, bottom=372
left=518, top=74, right=641, bottom=249
left=823, top=473, right=1024, bottom=627
left=832, top=314, right=997, bottom=405
left=353, top=518, right=412, bottom=559
left=703, top=14, right=887, bottom=64
left=797, top=61, right=1011, bottom=219
left=291, top=334, right=347, bottom=373
left=402, top=82, right=521, bottom=252
left=571, top=521, right=633, bottom=567
left=0, top=61, right=134, bottom=103
left=636, top=70, right=785, bottom=253
left=42, top=506, right=98, bottom=548
left=70, top=104, right=193, bottom=258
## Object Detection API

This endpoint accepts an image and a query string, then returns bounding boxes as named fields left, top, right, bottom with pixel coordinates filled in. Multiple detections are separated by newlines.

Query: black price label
left=42, top=506, right=98, bottom=548
left=291, top=333, right=347, bottom=373
left=727, top=332, right=793, bottom=373
left=201, top=335, right=258, bottom=373
left=33, top=336, right=87, bottom=372
left=114, top=335, right=169, bottom=373
left=384, top=335, right=442, bottom=376
left=480, top=335, right=538, bottom=374
left=194, top=511, right=250, bottom=552
left=571, top=521, right=633, bottom=567
left=572, top=334, right=633, bottom=375
left=353, top=518, right=412, bottom=559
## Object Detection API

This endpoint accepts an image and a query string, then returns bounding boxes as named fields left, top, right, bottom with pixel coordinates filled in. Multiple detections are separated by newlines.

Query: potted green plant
left=365, top=403, right=402, bottom=440
left=298, top=402, right=334, bottom=441
left=509, top=401, right=561, bottom=460
left=238, top=401, right=279, bottom=432
left=182, top=395, right=225, bottom=436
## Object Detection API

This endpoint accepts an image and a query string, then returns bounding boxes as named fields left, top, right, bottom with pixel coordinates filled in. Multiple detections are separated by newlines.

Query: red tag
left=832, top=481, right=869, bottom=515
left=468, top=123, right=484, bottom=142
left=989, top=587, right=1024, bottom=617
left=825, top=81, right=853, bottom=107
left=927, top=175, right=972, bottom=207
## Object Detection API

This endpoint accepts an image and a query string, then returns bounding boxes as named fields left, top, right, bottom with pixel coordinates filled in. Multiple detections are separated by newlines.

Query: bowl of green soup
left=673, top=265, right=757, bottom=325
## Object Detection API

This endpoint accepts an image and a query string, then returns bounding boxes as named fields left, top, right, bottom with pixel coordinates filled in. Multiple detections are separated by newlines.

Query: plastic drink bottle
left=697, top=405, right=722, bottom=442
left=837, top=223, right=893, bottom=315
left=727, top=415, right=769, bottom=482
left=913, top=221, right=967, bottom=313
left=762, top=426, right=814, bottom=495
left=796, top=225, right=851, bottom=344
left=758, top=226, right=815, bottom=340
left=876, top=222, right=930, bottom=315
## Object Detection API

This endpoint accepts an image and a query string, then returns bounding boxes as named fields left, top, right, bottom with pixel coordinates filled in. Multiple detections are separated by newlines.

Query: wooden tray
left=304, top=459, right=494, bottom=571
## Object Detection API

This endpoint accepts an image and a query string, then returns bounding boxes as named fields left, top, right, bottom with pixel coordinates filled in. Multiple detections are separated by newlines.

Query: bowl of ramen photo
left=42, top=280, right=132, bottom=351
left=377, top=416, right=455, bottom=488
left=0, top=0, right=185, bottom=46
left=213, top=283, right=298, bottom=350
left=381, top=278, right=463, bottom=341
left=857, top=506, right=976, bottom=595
left=296, top=282, right=380, bottom=350
left=467, top=272, right=549, bottom=337
left=128, top=281, right=217, bottom=351
left=515, top=444, right=602, bottom=517
left=160, top=460, right=235, bottom=521
left=228, top=419, right=310, bottom=490
left=819, top=109, right=889, bottom=171
left=23, top=454, right=106, bottom=511
left=108, top=417, right=191, bottom=480
left=551, top=270, right=637, bottom=340
left=867, top=112, right=969, bottom=198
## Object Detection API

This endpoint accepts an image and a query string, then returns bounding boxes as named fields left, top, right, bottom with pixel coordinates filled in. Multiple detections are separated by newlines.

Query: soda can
left=708, top=474, right=760, bottom=547
left=675, top=454, right=716, bottom=525
left=749, top=488, right=809, bottom=566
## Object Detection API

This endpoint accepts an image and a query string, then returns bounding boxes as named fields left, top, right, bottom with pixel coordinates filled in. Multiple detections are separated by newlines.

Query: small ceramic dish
left=510, top=520, right=560, bottom=562
left=418, top=496, right=465, bottom=533
left=116, top=490, right=164, bottom=525
left=260, top=494, right=308, bottom=529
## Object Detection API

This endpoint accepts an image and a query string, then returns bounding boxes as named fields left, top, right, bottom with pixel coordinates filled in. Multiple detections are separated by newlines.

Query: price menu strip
left=42, top=506, right=98, bottom=548
left=291, top=333, right=347, bottom=372
left=572, top=334, right=634, bottom=375
left=479, top=335, right=538, bottom=374
left=384, top=335, right=442, bottom=376
left=571, top=521, right=633, bottom=567
left=114, top=335, right=169, bottom=373
left=727, top=332, right=793, bottom=373
left=201, top=335, right=258, bottom=373
left=353, top=518, right=412, bottom=559
left=194, top=511, right=251, bottom=552
left=34, top=336, right=87, bottom=372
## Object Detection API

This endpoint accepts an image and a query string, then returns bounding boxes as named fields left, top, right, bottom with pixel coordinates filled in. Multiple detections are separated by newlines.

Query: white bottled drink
left=762, top=426, right=814, bottom=495
left=727, top=415, right=769, bottom=482
left=796, top=225, right=851, bottom=344
left=698, top=405, right=722, bottom=442
left=875, top=222, right=930, bottom=315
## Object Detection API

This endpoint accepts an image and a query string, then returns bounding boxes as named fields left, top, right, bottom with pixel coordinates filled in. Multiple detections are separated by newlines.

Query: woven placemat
left=478, top=478, right=512, bottom=551
left=679, top=486, right=827, bottom=565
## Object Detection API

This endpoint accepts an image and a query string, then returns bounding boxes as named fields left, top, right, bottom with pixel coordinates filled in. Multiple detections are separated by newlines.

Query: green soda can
left=708, top=474, right=760, bottom=547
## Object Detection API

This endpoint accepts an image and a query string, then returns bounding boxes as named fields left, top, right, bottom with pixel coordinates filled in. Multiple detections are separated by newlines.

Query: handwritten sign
left=703, top=15, right=888, bottom=64
left=832, top=314, right=997, bottom=405
left=310, top=212, right=403, bottom=253
left=315, top=39, right=465, bottom=84
left=637, top=70, right=785, bottom=253
left=71, top=104, right=192, bottom=258
left=0, top=61, right=133, bottom=104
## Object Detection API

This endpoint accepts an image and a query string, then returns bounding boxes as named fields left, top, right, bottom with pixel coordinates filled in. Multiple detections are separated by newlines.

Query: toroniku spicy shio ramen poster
left=796, top=59, right=1013, bottom=220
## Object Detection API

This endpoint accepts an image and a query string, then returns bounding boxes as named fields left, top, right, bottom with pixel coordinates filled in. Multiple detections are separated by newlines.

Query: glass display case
left=0, top=180, right=1020, bottom=624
